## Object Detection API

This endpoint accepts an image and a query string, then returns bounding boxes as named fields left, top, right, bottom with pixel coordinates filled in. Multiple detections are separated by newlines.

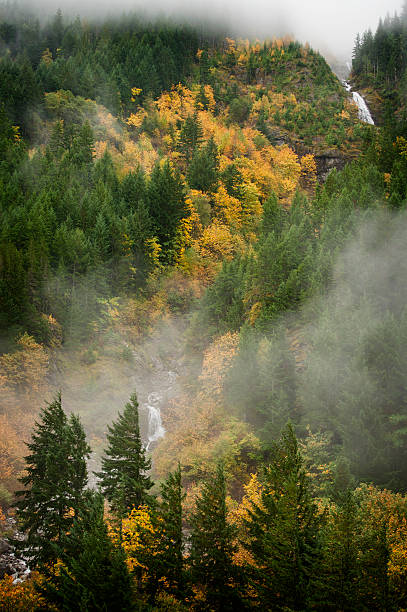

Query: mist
left=26, top=0, right=403, bottom=59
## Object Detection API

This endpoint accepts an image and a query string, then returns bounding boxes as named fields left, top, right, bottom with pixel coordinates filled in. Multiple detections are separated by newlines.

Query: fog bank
left=24, top=0, right=403, bottom=59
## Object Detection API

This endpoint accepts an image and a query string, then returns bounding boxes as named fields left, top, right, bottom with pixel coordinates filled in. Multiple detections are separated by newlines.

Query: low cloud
left=26, top=0, right=403, bottom=59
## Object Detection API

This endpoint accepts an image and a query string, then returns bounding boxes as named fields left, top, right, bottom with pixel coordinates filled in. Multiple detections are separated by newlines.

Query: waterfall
left=343, top=80, right=375, bottom=125
left=145, top=392, right=165, bottom=451
left=351, top=91, right=375, bottom=125
left=144, top=371, right=177, bottom=451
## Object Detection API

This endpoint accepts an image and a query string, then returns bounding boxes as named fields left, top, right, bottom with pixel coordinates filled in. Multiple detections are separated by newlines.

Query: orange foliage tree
left=0, top=575, right=46, bottom=612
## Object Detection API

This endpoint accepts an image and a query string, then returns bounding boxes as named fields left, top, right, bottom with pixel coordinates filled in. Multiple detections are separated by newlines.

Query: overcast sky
left=31, top=0, right=403, bottom=59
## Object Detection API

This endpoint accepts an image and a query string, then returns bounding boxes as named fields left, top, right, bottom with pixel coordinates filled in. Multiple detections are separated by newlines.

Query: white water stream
left=144, top=371, right=177, bottom=451
left=343, top=80, right=375, bottom=125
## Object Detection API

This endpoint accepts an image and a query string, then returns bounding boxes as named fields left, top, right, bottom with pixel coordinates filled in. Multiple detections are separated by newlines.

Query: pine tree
left=39, top=491, right=135, bottom=611
left=178, top=112, right=203, bottom=163
left=189, top=462, right=241, bottom=611
left=314, top=489, right=360, bottom=611
left=96, top=392, right=154, bottom=519
left=68, top=121, right=95, bottom=167
left=147, top=160, right=187, bottom=262
left=221, top=162, right=244, bottom=199
left=15, top=393, right=90, bottom=567
left=199, top=48, right=210, bottom=84
left=120, top=167, right=146, bottom=210
left=158, top=464, right=185, bottom=598
left=244, top=424, right=321, bottom=611
left=260, top=192, right=285, bottom=236
left=187, top=136, right=219, bottom=193
left=0, top=242, right=29, bottom=328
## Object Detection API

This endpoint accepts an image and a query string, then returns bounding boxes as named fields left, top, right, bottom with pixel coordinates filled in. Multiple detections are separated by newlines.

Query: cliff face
left=315, top=151, right=347, bottom=182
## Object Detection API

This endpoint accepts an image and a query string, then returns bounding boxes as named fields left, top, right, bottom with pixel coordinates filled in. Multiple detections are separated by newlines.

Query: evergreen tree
left=158, top=463, right=186, bottom=598
left=120, top=167, right=146, bottom=210
left=0, top=242, right=29, bottom=328
left=69, top=121, right=95, bottom=167
left=40, top=490, right=135, bottom=612
left=96, top=392, right=154, bottom=519
left=199, top=48, right=210, bottom=84
left=260, top=192, right=285, bottom=236
left=314, top=489, right=360, bottom=611
left=221, top=162, right=244, bottom=199
left=187, top=136, right=219, bottom=193
left=15, top=393, right=90, bottom=567
left=178, top=112, right=203, bottom=163
left=147, top=160, right=187, bottom=262
left=244, top=424, right=321, bottom=611
left=189, top=462, right=241, bottom=611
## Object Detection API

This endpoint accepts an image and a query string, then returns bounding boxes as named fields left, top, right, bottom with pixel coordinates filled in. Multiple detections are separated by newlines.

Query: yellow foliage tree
left=229, top=473, right=264, bottom=567
left=199, top=332, right=239, bottom=401
left=198, top=220, right=243, bottom=261
left=0, top=575, right=46, bottom=612
left=300, top=153, right=317, bottom=193
left=0, top=333, right=48, bottom=396
left=119, top=506, right=163, bottom=577
left=212, top=185, right=242, bottom=228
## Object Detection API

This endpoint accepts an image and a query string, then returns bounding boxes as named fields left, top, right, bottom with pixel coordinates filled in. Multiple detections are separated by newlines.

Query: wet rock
left=315, top=151, right=346, bottom=182
left=0, top=539, right=11, bottom=554
left=0, top=552, right=30, bottom=581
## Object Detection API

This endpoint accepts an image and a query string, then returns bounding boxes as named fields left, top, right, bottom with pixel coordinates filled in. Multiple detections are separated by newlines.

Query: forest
left=1, top=1, right=407, bottom=610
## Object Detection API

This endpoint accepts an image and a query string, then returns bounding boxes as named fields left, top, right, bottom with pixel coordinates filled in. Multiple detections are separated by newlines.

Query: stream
left=141, top=367, right=178, bottom=451
left=343, top=80, right=375, bottom=125
left=144, top=370, right=177, bottom=450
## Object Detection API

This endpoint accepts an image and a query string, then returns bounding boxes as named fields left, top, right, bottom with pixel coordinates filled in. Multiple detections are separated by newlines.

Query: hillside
left=2, top=4, right=407, bottom=611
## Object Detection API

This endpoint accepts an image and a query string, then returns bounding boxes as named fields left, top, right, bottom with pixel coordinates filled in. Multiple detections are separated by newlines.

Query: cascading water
left=343, top=80, right=375, bottom=125
left=144, top=371, right=177, bottom=451
left=145, top=392, right=165, bottom=451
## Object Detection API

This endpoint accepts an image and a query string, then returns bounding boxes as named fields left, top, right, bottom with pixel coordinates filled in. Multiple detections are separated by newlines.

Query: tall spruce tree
left=158, top=463, right=185, bottom=598
left=97, top=392, right=154, bottom=518
left=39, top=490, right=135, bottom=612
left=147, top=159, right=187, bottom=262
left=15, top=393, right=90, bottom=566
left=244, top=424, right=321, bottom=611
left=314, top=489, right=360, bottom=611
left=187, top=136, right=219, bottom=193
left=189, top=461, right=241, bottom=611
left=178, top=112, right=203, bottom=163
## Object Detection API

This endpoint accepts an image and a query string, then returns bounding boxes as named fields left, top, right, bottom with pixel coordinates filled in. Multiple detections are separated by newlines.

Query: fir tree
left=147, top=159, right=187, bottom=262
left=158, top=463, right=186, bottom=598
left=314, top=486, right=360, bottom=611
left=244, top=424, right=321, bottom=611
left=189, top=462, right=241, bottom=611
left=187, top=136, right=219, bottom=193
left=68, top=121, right=95, bottom=167
left=199, top=48, right=210, bottom=84
left=15, top=393, right=90, bottom=567
left=96, top=392, right=154, bottom=519
left=178, top=112, right=203, bottom=163
left=39, top=490, right=135, bottom=612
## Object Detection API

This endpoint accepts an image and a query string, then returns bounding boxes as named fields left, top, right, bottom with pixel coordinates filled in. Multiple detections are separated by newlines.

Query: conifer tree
left=0, top=242, right=29, bottom=327
left=187, top=136, right=219, bottom=193
left=120, top=167, right=146, bottom=209
left=15, top=393, right=90, bottom=566
left=244, top=424, right=321, bottom=610
left=69, top=121, right=94, bottom=167
left=158, top=463, right=185, bottom=597
left=40, top=491, right=134, bottom=612
left=147, top=160, right=187, bottom=261
left=189, top=462, right=241, bottom=611
left=199, top=48, right=210, bottom=84
left=178, top=112, right=203, bottom=163
left=97, top=392, right=154, bottom=518
left=314, top=464, right=359, bottom=612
